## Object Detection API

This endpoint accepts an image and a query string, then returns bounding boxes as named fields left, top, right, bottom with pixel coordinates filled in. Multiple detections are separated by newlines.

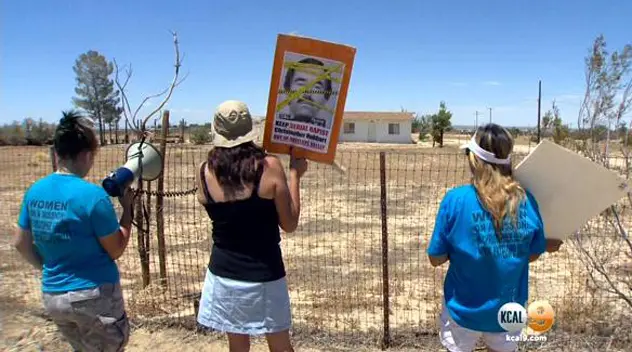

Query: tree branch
left=111, top=31, right=185, bottom=139
left=573, top=220, right=632, bottom=309
left=138, top=30, right=185, bottom=133
left=113, top=59, right=139, bottom=133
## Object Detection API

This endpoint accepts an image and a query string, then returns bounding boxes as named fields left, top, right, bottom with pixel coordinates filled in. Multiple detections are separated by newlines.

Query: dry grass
left=0, top=143, right=630, bottom=351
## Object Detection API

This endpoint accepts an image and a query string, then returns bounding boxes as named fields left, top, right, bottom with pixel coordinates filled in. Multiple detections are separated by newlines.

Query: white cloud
left=554, top=94, right=582, bottom=103
left=482, top=81, right=502, bottom=86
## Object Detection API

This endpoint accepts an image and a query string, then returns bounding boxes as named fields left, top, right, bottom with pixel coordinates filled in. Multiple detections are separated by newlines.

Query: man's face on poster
left=288, top=68, right=329, bottom=120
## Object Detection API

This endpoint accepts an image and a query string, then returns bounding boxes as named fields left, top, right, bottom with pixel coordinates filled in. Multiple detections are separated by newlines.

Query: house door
left=367, top=122, right=377, bottom=142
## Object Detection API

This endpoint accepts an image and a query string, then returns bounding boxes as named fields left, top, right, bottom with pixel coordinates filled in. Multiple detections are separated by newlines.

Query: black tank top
left=199, top=162, right=285, bottom=282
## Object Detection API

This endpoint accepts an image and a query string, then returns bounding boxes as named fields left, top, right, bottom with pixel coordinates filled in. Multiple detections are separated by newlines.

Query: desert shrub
left=190, top=126, right=212, bottom=145
left=0, top=122, right=27, bottom=146
left=0, top=119, right=55, bottom=146
left=26, top=119, right=55, bottom=145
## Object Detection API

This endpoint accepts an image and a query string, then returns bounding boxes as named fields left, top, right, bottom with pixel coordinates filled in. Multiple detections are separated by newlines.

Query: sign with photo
left=262, top=34, right=356, bottom=164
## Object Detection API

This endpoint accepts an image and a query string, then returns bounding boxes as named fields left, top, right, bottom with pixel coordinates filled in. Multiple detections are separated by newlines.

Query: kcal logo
left=497, top=300, right=555, bottom=334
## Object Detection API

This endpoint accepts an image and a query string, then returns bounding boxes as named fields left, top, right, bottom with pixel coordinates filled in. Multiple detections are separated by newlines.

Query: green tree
left=0, top=121, right=28, bottom=146
left=572, top=35, right=632, bottom=312
left=430, top=101, right=452, bottom=147
left=617, top=121, right=630, bottom=145
left=27, top=118, right=55, bottom=145
left=576, top=35, right=632, bottom=157
left=103, top=103, right=122, bottom=143
left=413, top=114, right=432, bottom=142
left=190, top=126, right=212, bottom=145
left=541, top=100, right=569, bottom=144
left=72, top=50, right=121, bottom=145
left=508, top=127, right=521, bottom=138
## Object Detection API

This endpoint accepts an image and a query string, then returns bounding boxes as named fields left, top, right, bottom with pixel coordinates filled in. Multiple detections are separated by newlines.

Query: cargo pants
left=42, top=282, right=130, bottom=352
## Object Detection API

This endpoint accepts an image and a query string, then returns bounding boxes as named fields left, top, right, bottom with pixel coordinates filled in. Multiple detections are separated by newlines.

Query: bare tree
left=114, top=31, right=187, bottom=140
left=112, top=31, right=187, bottom=287
left=576, top=35, right=632, bottom=164
left=572, top=35, right=632, bottom=313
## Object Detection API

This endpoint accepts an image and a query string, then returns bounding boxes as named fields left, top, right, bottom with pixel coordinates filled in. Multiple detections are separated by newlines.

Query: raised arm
left=95, top=190, right=134, bottom=261
left=195, top=161, right=209, bottom=205
left=269, top=155, right=307, bottom=233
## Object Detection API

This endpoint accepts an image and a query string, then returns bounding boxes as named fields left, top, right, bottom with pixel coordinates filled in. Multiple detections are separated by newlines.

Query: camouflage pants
left=42, top=283, right=130, bottom=352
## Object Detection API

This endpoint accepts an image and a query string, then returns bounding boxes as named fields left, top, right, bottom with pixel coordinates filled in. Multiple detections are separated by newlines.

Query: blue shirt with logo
left=427, top=185, right=547, bottom=332
left=17, top=173, right=121, bottom=293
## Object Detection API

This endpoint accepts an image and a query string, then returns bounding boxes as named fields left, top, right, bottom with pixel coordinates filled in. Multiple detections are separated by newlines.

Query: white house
left=339, top=111, right=413, bottom=144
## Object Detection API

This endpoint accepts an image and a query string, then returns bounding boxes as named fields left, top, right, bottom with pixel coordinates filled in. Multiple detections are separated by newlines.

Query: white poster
left=514, top=140, right=629, bottom=240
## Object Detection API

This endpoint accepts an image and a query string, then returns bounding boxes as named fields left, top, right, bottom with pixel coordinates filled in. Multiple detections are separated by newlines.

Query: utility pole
left=488, top=107, right=492, bottom=123
left=475, top=111, right=480, bottom=130
left=537, top=80, right=542, bottom=143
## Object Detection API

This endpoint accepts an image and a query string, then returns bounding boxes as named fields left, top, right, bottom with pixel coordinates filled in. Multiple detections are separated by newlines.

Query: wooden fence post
left=156, top=110, right=169, bottom=287
left=379, top=152, right=391, bottom=350
left=49, top=146, right=58, bottom=172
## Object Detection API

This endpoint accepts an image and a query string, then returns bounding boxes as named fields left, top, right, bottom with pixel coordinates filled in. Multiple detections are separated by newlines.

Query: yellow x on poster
left=262, top=34, right=356, bottom=164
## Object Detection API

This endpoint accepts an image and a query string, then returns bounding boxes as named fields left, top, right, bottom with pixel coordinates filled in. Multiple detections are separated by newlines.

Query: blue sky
left=1, top=0, right=630, bottom=127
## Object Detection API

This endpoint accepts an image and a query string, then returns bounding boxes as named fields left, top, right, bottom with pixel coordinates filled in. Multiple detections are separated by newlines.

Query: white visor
left=460, top=136, right=511, bottom=165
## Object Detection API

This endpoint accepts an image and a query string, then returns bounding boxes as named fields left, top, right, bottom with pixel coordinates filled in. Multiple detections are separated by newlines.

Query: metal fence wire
left=0, top=144, right=630, bottom=350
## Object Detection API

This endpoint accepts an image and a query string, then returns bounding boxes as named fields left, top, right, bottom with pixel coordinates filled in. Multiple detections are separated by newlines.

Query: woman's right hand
left=118, top=188, right=135, bottom=212
left=290, top=155, right=308, bottom=178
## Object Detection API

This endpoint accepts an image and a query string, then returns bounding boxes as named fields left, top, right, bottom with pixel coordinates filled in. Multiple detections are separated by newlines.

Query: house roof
left=343, top=111, right=414, bottom=122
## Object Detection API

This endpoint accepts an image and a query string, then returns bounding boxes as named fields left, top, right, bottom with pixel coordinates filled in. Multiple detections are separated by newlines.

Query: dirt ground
left=0, top=300, right=438, bottom=352
left=3, top=304, right=629, bottom=352
left=0, top=309, right=341, bottom=352
left=1, top=138, right=630, bottom=351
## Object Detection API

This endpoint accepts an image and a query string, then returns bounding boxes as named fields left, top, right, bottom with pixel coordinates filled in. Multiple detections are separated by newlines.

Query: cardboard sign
left=262, top=34, right=356, bottom=164
left=514, top=140, right=629, bottom=240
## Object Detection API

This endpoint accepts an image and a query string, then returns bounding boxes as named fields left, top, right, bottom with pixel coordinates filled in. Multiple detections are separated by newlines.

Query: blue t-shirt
left=17, top=173, right=121, bottom=293
left=427, top=185, right=547, bottom=333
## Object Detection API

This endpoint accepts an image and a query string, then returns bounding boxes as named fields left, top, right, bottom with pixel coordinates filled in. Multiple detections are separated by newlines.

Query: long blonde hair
left=468, top=124, right=525, bottom=238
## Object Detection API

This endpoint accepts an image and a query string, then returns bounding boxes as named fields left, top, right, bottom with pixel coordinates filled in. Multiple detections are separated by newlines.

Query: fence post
left=380, top=152, right=391, bottom=349
left=49, top=146, right=58, bottom=172
left=156, top=110, right=169, bottom=287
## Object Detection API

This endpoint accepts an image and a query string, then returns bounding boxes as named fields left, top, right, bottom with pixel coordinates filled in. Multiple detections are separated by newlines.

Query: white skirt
left=196, top=269, right=292, bottom=335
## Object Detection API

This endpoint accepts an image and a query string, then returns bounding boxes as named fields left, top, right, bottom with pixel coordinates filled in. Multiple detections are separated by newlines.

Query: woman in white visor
left=427, top=123, right=562, bottom=352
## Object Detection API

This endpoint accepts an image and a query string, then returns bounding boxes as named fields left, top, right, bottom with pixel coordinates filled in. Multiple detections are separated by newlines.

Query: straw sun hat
left=212, top=100, right=259, bottom=148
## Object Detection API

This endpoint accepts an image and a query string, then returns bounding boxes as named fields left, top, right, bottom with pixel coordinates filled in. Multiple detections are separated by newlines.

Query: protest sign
left=262, top=34, right=356, bottom=164
left=514, top=140, right=629, bottom=240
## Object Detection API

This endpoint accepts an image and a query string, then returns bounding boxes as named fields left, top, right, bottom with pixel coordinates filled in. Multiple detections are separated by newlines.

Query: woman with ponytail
left=13, top=110, right=134, bottom=352
left=427, top=123, right=562, bottom=352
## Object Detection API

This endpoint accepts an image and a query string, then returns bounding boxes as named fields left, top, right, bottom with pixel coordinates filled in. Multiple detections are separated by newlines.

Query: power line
left=537, top=80, right=542, bottom=143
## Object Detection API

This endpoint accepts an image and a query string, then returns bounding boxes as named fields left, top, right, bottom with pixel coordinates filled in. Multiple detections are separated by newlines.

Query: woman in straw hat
left=427, top=123, right=562, bottom=352
left=195, top=100, right=307, bottom=352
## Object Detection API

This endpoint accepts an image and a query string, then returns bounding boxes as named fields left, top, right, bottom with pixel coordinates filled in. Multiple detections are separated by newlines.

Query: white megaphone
left=102, top=142, right=164, bottom=197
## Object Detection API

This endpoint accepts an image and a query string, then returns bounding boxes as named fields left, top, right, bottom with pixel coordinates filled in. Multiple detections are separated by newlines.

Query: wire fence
left=1, top=144, right=630, bottom=350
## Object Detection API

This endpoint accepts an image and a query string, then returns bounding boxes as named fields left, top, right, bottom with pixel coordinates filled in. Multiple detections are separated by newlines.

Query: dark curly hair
left=53, top=110, right=98, bottom=160
left=207, top=142, right=266, bottom=199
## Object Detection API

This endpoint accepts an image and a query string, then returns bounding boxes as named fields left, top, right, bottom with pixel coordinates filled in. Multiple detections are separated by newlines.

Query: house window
left=344, top=122, right=355, bottom=134
left=388, top=123, right=400, bottom=135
